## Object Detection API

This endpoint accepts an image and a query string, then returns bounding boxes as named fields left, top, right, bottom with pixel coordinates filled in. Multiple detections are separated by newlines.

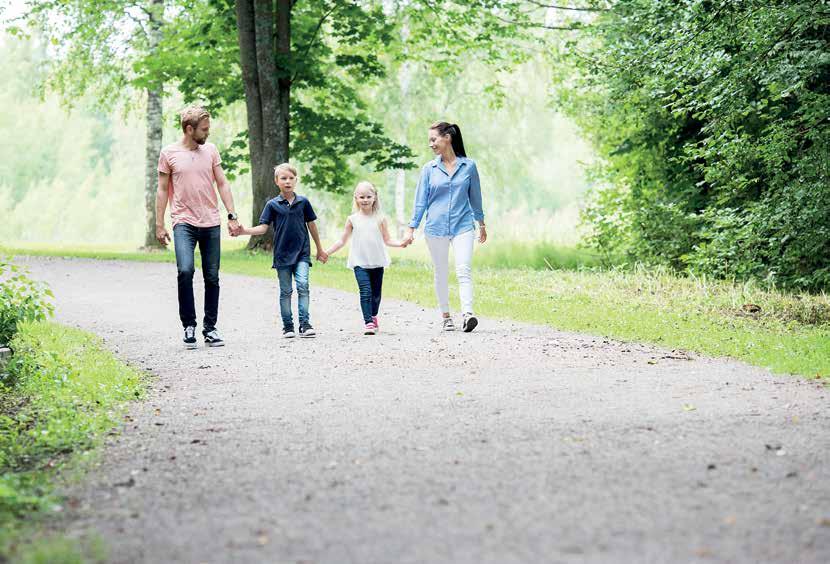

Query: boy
left=235, top=163, right=327, bottom=337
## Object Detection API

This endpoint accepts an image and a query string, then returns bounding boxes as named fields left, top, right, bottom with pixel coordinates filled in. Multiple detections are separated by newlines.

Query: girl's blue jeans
left=353, top=266, right=384, bottom=324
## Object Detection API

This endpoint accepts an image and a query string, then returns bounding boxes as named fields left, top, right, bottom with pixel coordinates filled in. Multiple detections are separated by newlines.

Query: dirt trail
left=21, top=256, right=830, bottom=564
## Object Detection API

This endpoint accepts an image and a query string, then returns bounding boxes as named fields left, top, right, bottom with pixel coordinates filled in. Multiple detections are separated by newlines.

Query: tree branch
left=291, top=3, right=338, bottom=82
left=521, top=0, right=608, bottom=11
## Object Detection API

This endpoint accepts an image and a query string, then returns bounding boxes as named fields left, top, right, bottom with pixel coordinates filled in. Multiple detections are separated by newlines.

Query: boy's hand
left=228, top=219, right=241, bottom=236
left=316, top=250, right=329, bottom=263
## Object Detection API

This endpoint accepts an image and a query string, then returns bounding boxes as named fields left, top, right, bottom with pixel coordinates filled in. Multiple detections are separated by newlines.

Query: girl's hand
left=317, top=250, right=329, bottom=263
left=478, top=225, right=487, bottom=244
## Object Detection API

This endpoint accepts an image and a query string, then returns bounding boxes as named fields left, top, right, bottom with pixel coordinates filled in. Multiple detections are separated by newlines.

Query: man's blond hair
left=180, top=105, right=210, bottom=132
left=274, top=163, right=298, bottom=177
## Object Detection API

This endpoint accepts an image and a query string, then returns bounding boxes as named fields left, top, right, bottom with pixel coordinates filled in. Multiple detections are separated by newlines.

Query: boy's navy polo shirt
left=258, top=194, right=318, bottom=268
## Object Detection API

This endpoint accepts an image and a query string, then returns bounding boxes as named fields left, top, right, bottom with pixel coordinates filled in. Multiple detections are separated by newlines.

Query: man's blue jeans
left=277, top=261, right=310, bottom=329
left=173, top=223, right=221, bottom=332
left=353, top=266, right=384, bottom=324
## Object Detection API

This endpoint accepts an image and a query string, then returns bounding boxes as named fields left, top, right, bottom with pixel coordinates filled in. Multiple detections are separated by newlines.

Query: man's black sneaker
left=283, top=327, right=296, bottom=339
left=299, top=323, right=316, bottom=338
left=183, top=326, right=197, bottom=349
left=462, top=314, right=478, bottom=333
left=203, top=329, right=225, bottom=347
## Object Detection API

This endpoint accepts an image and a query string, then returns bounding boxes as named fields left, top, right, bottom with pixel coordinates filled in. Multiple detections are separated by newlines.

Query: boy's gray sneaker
left=203, top=329, right=225, bottom=347
left=299, top=322, right=316, bottom=338
left=462, top=313, right=478, bottom=333
left=283, top=326, right=296, bottom=339
left=442, top=317, right=455, bottom=331
left=183, top=326, right=197, bottom=349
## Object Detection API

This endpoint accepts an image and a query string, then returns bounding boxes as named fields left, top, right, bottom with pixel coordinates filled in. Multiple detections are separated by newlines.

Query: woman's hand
left=402, top=227, right=416, bottom=247
left=478, top=224, right=487, bottom=244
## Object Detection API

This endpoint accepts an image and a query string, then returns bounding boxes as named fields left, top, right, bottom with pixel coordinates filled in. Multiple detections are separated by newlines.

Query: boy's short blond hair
left=274, top=163, right=298, bottom=177
left=180, top=105, right=210, bottom=132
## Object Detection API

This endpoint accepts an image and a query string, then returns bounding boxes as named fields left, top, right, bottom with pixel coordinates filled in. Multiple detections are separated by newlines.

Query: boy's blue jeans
left=353, top=266, right=384, bottom=324
left=173, top=223, right=221, bottom=332
left=277, top=261, right=310, bottom=329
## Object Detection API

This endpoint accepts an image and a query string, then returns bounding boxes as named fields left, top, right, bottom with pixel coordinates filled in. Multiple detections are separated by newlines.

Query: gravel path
left=20, top=256, right=830, bottom=564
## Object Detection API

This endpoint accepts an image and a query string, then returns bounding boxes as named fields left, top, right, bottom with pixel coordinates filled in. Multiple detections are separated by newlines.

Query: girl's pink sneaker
left=363, top=322, right=376, bottom=335
left=372, top=316, right=379, bottom=332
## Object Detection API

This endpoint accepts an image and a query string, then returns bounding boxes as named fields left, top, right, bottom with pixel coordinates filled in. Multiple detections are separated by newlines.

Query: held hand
left=156, top=225, right=171, bottom=247
left=402, top=227, right=415, bottom=247
left=317, top=250, right=329, bottom=263
left=228, top=219, right=241, bottom=236
left=478, top=225, right=487, bottom=244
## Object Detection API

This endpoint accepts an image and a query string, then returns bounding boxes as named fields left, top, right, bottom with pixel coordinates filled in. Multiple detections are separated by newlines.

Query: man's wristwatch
left=228, top=212, right=238, bottom=221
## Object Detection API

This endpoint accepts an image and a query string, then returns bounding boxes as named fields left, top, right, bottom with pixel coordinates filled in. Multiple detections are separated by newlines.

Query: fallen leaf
left=682, top=403, right=697, bottom=412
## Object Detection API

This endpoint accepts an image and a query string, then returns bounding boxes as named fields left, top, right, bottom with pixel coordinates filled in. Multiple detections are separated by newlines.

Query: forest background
left=0, top=0, right=827, bottom=290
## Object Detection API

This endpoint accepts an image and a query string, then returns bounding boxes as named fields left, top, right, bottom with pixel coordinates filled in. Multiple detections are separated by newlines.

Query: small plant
left=0, top=258, right=54, bottom=346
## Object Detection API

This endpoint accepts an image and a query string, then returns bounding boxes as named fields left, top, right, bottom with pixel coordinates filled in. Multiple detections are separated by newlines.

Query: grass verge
left=3, top=244, right=829, bottom=378
left=1, top=321, right=144, bottom=563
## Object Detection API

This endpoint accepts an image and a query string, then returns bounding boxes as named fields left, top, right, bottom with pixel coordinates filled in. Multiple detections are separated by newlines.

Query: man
left=156, top=105, right=240, bottom=349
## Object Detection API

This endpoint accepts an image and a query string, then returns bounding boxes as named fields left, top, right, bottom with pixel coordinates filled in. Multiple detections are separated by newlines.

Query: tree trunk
left=143, top=0, right=164, bottom=250
left=237, top=0, right=292, bottom=251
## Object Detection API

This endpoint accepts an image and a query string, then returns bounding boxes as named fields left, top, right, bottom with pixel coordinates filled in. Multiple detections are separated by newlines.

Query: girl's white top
left=347, top=212, right=390, bottom=269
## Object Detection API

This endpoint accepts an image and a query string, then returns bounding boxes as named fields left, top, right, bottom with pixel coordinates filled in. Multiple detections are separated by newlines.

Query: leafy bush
left=557, top=0, right=830, bottom=291
left=1, top=321, right=143, bottom=541
left=0, top=259, right=54, bottom=345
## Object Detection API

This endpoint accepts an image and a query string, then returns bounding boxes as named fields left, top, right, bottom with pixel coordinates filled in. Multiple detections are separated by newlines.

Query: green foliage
left=0, top=258, right=53, bottom=345
left=556, top=0, right=830, bottom=290
left=0, top=321, right=143, bottom=560
left=155, top=0, right=417, bottom=191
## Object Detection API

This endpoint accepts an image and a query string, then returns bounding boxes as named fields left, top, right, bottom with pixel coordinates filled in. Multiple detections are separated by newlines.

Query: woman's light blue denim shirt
left=408, top=156, right=485, bottom=237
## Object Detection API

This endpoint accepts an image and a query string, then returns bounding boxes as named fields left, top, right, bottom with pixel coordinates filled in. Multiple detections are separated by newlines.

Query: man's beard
left=195, top=137, right=207, bottom=145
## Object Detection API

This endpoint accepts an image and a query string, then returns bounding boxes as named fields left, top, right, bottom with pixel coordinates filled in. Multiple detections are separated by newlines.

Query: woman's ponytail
left=431, top=121, right=467, bottom=158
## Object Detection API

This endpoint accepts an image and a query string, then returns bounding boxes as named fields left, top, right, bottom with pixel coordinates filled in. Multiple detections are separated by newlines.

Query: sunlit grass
left=1, top=321, right=143, bottom=563
left=2, top=243, right=828, bottom=378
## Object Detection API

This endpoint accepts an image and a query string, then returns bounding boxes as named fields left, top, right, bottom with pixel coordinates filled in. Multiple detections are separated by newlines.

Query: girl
left=325, top=181, right=408, bottom=335
left=402, top=122, right=486, bottom=332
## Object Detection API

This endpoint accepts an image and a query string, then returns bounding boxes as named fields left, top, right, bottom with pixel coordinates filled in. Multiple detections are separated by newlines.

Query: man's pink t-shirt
left=157, top=142, right=222, bottom=228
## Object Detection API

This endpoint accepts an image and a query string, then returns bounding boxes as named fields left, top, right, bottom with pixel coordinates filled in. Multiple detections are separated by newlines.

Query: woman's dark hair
left=430, top=121, right=467, bottom=158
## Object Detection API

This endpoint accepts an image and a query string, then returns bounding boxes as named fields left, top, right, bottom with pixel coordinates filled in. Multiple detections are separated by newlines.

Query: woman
left=403, top=122, right=486, bottom=332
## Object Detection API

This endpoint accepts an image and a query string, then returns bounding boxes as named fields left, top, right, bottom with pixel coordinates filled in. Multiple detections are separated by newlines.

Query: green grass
left=1, top=321, right=145, bottom=563
left=3, top=243, right=829, bottom=378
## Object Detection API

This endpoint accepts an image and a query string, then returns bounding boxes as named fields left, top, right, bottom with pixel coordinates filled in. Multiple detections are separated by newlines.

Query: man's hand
left=228, top=219, right=241, bottom=236
left=316, top=250, right=329, bottom=263
left=156, top=225, right=171, bottom=247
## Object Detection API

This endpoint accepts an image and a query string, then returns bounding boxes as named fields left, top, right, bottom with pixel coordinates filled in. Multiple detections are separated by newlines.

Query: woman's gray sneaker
left=462, top=313, right=478, bottom=333
left=183, top=326, right=197, bottom=349
left=442, top=317, right=456, bottom=331
left=203, top=329, right=225, bottom=347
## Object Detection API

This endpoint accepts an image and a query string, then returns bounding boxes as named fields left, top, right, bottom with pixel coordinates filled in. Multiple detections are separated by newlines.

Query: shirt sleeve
left=468, top=162, right=484, bottom=223
left=258, top=202, right=274, bottom=226
left=211, top=144, right=222, bottom=167
left=303, top=200, right=318, bottom=223
left=157, top=150, right=171, bottom=174
left=408, top=165, right=431, bottom=229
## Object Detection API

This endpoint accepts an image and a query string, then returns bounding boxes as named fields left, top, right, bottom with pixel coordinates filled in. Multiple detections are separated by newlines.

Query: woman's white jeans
left=425, top=229, right=475, bottom=314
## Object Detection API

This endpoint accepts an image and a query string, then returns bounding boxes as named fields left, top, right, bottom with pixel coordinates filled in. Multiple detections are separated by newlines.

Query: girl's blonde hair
left=273, top=162, right=298, bottom=177
left=353, top=181, right=381, bottom=214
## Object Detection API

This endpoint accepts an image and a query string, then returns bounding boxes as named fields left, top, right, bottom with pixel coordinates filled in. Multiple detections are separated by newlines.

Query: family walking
left=155, top=106, right=486, bottom=347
